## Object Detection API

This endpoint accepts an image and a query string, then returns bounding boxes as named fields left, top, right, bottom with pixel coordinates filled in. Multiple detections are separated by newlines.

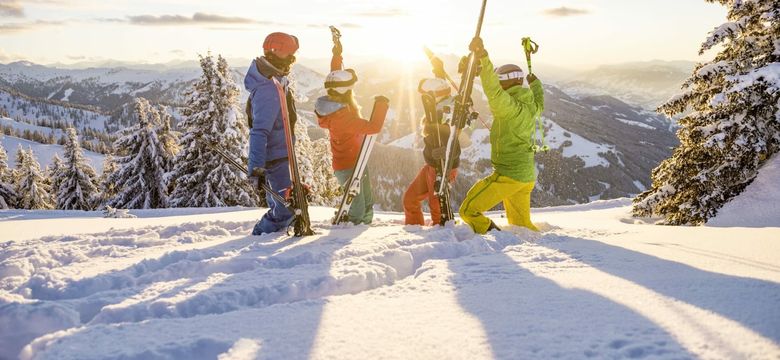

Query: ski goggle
left=496, top=70, right=524, bottom=82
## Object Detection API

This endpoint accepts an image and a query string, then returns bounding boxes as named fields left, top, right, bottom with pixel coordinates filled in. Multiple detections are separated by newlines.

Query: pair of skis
left=426, top=0, right=488, bottom=226
left=329, top=25, right=381, bottom=225
left=420, top=93, right=455, bottom=225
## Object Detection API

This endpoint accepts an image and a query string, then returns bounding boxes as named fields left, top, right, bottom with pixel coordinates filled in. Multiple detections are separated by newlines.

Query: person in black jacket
left=403, top=77, right=461, bottom=226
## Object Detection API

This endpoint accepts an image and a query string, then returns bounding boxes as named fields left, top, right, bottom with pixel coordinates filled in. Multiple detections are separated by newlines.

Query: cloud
left=0, top=1, right=24, bottom=17
left=126, top=12, right=258, bottom=25
left=542, top=6, right=589, bottom=17
left=0, top=0, right=66, bottom=18
left=0, top=19, right=62, bottom=33
left=354, top=8, right=407, bottom=17
left=305, top=22, right=362, bottom=29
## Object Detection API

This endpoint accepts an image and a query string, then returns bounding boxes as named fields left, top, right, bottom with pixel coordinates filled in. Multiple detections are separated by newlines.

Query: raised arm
left=347, top=96, right=389, bottom=135
left=479, top=55, right=525, bottom=119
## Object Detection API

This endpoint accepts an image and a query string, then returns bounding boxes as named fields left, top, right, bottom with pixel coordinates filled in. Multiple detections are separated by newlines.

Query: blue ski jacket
left=245, top=59, right=290, bottom=174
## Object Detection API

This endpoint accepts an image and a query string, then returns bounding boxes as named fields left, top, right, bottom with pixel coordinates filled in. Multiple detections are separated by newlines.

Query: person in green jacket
left=459, top=36, right=544, bottom=234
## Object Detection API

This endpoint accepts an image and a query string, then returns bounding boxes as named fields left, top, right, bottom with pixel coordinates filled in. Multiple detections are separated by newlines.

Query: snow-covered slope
left=708, top=155, right=780, bottom=227
left=1, top=135, right=104, bottom=172
left=1, top=202, right=778, bottom=359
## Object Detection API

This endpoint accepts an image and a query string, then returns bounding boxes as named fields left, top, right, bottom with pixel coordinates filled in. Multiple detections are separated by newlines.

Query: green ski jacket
left=478, top=55, right=544, bottom=183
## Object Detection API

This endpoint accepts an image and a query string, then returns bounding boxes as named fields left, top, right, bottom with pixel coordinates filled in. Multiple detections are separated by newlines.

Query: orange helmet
left=263, top=32, right=299, bottom=58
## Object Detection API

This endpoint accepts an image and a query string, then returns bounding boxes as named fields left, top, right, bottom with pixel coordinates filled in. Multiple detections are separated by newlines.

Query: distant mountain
left=0, top=59, right=678, bottom=210
left=562, top=60, right=696, bottom=109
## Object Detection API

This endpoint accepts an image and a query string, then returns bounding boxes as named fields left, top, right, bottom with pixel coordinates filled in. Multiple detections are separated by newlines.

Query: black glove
left=431, top=146, right=447, bottom=160
left=249, top=167, right=266, bottom=190
left=527, top=73, right=538, bottom=84
left=332, top=41, right=342, bottom=57
left=458, top=55, right=483, bottom=75
left=374, top=95, right=390, bottom=104
left=469, top=37, right=488, bottom=58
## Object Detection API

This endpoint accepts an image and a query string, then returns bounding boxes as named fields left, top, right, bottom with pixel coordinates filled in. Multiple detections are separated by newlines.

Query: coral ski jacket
left=316, top=54, right=388, bottom=171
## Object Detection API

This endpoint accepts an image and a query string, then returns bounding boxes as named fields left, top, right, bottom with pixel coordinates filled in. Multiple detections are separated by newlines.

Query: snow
left=708, top=155, right=780, bottom=227
left=616, top=118, right=656, bottom=130
left=544, top=118, right=613, bottom=168
left=0, top=117, right=62, bottom=137
left=1, top=135, right=104, bottom=172
left=1, top=200, right=778, bottom=359
left=460, top=128, right=491, bottom=161
left=387, top=132, right=418, bottom=150
left=60, top=89, right=73, bottom=102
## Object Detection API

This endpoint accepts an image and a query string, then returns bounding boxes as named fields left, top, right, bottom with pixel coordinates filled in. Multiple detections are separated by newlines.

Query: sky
left=0, top=0, right=728, bottom=69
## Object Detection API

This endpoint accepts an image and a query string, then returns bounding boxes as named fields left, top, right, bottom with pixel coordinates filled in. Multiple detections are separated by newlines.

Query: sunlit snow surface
left=0, top=200, right=778, bottom=360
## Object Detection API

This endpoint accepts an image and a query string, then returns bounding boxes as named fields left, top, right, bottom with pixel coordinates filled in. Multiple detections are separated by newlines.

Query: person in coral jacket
left=315, top=39, right=389, bottom=225
left=403, top=78, right=460, bottom=226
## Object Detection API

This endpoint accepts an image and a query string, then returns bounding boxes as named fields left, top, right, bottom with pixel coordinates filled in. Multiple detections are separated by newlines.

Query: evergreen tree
left=0, top=140, right=17, bottom=209
left=14, top=146, right=53, bottom=210
left=96, top=154, right=119, bottom=210
left=57, top=128, right=99, bottom=210
left=156, top=105, right=180, bottom=173
left=108, top=98, right=169, bottom=209
left=634, top=0, right=780, bottom=225
left=46, top=153, right=64, bottom=203
left=168, top=54, right=256, bottom=207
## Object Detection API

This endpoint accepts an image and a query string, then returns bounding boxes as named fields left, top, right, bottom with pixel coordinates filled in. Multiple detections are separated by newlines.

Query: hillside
left=1, top=134, right=105, bottom=172
left=562, top=60, right=696, bottom=109
left=0, top=60, right=678, bottom=210
left=0, top=201, right=778, bottom=359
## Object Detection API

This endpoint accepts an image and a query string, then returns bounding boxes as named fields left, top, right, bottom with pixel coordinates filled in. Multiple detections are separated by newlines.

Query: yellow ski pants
left=459, top=172, right=539, bottom=234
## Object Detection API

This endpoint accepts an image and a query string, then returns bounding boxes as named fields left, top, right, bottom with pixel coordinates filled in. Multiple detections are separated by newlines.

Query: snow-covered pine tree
left=0, top=140, right=17, bottom=209
left=108, top=98, right=169, bottom=209
left=47, top=153, right=65, bottom=197
left=168, top=54, right=256, bottom=207
left=156, top=105, right=180, bottom=173
left=57, top=128, right=99, bottom=210
left=293, top=115, right=342, bottom=206
left=96, top=154, right=118, bottom=209
left=633, top=0, right=780, bottom=225
left=14, top=146, right=53, bottom=210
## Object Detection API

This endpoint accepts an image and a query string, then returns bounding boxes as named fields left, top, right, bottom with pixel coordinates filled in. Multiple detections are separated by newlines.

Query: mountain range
left=0, top=59, right=681, bottom=210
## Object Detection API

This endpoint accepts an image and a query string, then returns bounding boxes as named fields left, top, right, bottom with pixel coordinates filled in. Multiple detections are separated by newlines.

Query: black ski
left=436, top=0, right=488, bottom=221
left=421, top=93, right=454, bottom=225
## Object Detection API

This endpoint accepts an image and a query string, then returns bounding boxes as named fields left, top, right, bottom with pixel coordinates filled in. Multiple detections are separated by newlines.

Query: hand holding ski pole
left=330, top=26, right=342, bottom=56
left=249, top=167, right=266, bottom=191
left=469, top=37, right=487, bottom=58
left=521, top=37, right=539, bottom=75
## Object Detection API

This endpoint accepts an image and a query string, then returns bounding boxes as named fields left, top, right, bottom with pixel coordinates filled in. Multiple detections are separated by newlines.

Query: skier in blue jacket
left=245, top=32, right=300, bottom=235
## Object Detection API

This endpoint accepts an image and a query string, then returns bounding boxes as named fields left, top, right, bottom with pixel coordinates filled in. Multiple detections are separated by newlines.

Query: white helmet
left=325, top=69, right=358, bottom=94
left=418, top=78, right=451, bottom=101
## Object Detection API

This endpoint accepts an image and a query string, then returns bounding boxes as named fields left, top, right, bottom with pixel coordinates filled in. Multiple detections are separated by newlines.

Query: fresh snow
left=616, top=118, right=656, bottom=130
left=60, top=89, right=73, bottom=102
left=708, top=155, right=780, bottom=227
left=0, top=117, right=63, bottom=138
left=1, top=135, right=104, bottom=172
left=1, top=200, right=778, bottom=359
left=545, top=118, right=613, bottom=168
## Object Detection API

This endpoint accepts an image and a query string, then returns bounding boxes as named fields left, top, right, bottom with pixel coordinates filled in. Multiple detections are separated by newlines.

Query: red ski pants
left=403, top=165, right=457, bottom=225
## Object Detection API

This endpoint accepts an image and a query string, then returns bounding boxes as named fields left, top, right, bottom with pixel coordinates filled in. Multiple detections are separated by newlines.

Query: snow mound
left=708, top=155, right=780, bottom=227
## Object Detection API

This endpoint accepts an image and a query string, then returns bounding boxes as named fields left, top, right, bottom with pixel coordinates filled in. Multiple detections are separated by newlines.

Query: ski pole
left=208, top=143, right=292, bottom=208
left=521, top=37, right=539, bottom=75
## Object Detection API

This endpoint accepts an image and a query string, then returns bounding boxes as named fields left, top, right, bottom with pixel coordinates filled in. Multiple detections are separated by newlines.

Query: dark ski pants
left=334, top=168, right=374, bottom=225
left=253, top=159, right=294, bottom=235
